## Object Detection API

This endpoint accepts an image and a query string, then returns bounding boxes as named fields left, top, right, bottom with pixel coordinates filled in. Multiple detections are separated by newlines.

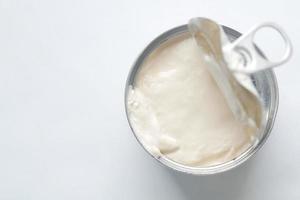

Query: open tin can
left=125, top=24, right=280, bottom=175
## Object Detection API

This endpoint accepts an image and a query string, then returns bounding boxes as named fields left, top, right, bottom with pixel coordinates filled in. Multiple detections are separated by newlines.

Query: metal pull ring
left=226, top=22, right=293, bottom=73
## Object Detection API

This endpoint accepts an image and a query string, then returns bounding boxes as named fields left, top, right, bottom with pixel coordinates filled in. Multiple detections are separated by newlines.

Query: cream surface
left=127, top=35, right=258, bottom=167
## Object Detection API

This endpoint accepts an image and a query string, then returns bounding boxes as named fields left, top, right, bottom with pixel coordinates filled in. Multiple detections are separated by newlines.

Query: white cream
left=127, top=34, right=258, bottom=167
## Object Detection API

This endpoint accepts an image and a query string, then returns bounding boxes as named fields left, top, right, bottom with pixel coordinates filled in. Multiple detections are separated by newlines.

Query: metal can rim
left=124, top=24, right=279, bottom=175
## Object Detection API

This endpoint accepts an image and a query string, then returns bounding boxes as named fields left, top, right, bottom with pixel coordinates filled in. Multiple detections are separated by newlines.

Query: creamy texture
left=127, top=35, right=258, bottom=167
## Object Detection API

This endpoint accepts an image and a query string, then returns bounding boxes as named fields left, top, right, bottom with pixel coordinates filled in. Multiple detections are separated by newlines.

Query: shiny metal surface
left=124, top=25, right=279, bottom=175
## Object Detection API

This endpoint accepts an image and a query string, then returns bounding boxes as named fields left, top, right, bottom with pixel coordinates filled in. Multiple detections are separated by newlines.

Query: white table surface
left=0, top=0, right=299, bottom=199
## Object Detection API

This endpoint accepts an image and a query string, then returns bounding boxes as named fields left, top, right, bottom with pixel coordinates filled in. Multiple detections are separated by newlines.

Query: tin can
left=124, top=25, right=279, bottom=175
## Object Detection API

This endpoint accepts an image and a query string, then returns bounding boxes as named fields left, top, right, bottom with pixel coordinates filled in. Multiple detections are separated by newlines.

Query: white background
left=0, top=0, right=299, bottom=199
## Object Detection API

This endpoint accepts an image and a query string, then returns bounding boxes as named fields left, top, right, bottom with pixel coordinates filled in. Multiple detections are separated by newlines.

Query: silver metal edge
left=124, top=25, right=279, bottom=175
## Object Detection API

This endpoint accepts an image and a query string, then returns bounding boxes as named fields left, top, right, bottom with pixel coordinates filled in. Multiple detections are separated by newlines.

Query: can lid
left=188, top=18, right=292, bottom=126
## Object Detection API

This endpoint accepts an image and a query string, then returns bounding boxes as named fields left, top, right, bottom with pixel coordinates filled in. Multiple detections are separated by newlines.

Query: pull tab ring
left=226, top=22, right=293, bottom=73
